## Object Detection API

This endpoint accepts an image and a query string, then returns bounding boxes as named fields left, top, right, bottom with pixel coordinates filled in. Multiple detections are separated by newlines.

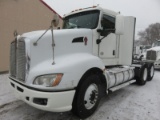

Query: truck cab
left=9, top=6, right=154, bottom=119
left=63, top=7, right=135, bottom=66
left=146, top=40, right=160, bottom=69
left=134, top=45, right=151, bottom=60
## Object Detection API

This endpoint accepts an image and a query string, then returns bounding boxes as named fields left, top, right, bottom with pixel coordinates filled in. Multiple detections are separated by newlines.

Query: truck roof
left=64, top=6, right=119, bottom=18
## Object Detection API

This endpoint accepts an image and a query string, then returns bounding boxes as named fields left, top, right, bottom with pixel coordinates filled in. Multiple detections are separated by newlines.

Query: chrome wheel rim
left=84, top=84, right=98, bottom=110
left=150, top=66, right=154, bottom=77
left=143, top=68, right=148, bottom=81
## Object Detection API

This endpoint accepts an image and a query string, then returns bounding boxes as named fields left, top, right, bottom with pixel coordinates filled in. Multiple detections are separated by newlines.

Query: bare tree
left=134, top=39, right=141, bottom=46
left=138, top=23, right=160, bottom=45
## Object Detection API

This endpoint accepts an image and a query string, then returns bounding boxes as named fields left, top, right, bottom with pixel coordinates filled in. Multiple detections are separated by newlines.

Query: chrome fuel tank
left=107, top=66, right=134, bottom=88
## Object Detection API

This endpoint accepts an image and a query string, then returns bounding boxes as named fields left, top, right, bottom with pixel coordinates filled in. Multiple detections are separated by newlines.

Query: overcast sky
left=42, top=0, right=160, bottom=38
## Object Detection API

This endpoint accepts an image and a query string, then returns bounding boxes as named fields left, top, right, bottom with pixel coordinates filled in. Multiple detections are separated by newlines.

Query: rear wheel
left=72, top=75, right=101, bottom=119
left=136, top=64, right=148, bottom=85
left=148, top=63, right=154, bottom=81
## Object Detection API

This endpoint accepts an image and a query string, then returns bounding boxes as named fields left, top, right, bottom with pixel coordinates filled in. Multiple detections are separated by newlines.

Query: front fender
left=53, top=53, right=105, bottom=88
left=28, top=53, right=105, bottom=91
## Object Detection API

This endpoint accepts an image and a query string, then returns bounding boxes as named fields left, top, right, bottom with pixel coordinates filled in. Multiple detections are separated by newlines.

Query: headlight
left=33, top=74, right=63, bottom=87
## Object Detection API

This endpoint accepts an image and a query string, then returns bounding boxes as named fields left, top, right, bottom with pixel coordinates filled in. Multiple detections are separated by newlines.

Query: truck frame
left=9, top=6, right=154, bottom=118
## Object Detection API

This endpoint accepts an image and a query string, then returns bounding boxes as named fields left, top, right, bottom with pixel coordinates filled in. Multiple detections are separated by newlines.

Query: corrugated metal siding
left=0, top=0, right=63, bottom=72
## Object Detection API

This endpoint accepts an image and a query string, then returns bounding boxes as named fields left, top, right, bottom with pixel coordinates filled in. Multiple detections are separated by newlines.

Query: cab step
left=108, top=79, right=136, bottom=92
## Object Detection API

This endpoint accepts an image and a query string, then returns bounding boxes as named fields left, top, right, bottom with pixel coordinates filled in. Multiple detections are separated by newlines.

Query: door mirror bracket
left=96, top=31, right=112, bottom=44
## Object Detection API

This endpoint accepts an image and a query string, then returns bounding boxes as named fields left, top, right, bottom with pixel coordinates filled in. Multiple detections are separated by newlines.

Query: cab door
left=99, top=15, right=117, bottom=59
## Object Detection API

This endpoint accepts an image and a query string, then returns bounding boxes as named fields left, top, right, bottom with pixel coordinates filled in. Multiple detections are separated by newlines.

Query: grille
left=146, top=50, right=156, bottom=60
left=16, top=41, right=26, bottom=81
left=10, top=39, right=26, bottom=82
left=10, top=42, right=16, bottom=77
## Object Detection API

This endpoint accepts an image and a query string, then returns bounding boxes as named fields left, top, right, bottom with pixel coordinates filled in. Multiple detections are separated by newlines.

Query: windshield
left=153, top=41, right=160, bottom=47
left=63, top=10, right=100, bottom=29
left=144, top=45, right=151, bottom=49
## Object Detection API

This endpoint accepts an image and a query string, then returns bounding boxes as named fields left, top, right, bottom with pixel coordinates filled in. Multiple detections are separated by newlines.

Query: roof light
left=70, top=5, right=98, bottom=13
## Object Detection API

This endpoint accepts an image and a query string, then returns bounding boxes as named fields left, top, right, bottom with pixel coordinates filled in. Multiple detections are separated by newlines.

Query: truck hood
left=21, top=29, right=93, bottom=78
left=147, top=46, right=160, bottom=52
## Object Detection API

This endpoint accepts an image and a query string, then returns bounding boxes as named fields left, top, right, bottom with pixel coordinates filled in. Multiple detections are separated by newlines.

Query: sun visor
left=40, top=0, right=94, bottom=18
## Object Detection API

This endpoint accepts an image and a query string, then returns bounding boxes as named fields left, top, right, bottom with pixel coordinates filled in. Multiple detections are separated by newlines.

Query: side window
left=101, top=15, right=115, bottom=32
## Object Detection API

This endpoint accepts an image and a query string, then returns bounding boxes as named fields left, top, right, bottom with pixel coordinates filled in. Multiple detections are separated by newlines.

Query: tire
left=72, top=75, right=101, bottom=119
left=136, top=64, right=148, bottom=85
left=147, top=63, right=154, bottom=81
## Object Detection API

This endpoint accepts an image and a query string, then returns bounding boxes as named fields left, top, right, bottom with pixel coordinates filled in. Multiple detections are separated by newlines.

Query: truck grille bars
left=10, top=38, right=26, bottom=82
left=10, top=42, right=16, bottom=77
left=146, top=50, right=156, bottom=61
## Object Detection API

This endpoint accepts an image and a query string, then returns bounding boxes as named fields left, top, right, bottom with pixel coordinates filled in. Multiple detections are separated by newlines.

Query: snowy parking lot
left=0, top=71, right=160, bottom=120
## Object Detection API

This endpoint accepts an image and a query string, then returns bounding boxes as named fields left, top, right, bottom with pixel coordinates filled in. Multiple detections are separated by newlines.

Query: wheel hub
left=84, top=84, right=98, bottom=110
left=90, top=90, right=97, bottom=103
left=90, top=90, right=96, bottom=101
left=150, top=66, right=154, bottom=77
left=143, top=68, right=148, bottom=81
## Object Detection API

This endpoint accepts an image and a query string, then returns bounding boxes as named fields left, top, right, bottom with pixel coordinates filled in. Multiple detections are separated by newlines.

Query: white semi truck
left=9, top=6, right=155, bottom=118
left=147, top=40, right=160, bottom=69
left=134, top=45, right=151, bottom=60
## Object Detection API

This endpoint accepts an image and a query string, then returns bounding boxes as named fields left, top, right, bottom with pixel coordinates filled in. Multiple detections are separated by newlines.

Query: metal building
left=0, top=0, right=62, bottom=73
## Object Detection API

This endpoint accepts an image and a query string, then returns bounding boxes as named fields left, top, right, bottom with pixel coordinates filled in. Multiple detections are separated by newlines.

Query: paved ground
left=0, top=71, right=160, bottom=120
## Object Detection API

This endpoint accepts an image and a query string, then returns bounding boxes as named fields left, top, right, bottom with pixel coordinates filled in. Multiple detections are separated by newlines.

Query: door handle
left=113, top=50, right=115, bottom=55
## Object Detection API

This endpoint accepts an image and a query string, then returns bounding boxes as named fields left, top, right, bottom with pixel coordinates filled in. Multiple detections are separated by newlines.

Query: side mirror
left=115, top=15, right=124, bottom=35
left=13, top=30, right=18, bottom=37
left=52, top=14, right=60, bottom=27
left=13, top=30, right=20, bottom=40
left=140, top=46, right=143, bottom=50
left=97, top=29, right=115, bottom=36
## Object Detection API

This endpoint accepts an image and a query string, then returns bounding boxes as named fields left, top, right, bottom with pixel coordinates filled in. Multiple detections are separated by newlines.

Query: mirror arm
left=96, top=32, right=112, bottom=44
left=33, top=26, right=51, bottom=46
left=97, top=29, right=103, bottom=33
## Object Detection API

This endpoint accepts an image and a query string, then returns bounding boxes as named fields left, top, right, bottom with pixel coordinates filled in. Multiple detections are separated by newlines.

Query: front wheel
left=72, top=75, right=101, bottom=119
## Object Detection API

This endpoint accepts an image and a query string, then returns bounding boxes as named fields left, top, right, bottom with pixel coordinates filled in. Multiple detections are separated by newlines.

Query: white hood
left=148, top=46, right=160, bottom=52
left=22, top=29, right=93, bottom=72
left=20, top=28, right=93, bottom=85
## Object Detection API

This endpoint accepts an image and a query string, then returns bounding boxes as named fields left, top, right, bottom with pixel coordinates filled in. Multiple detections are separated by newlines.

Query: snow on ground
left=0, top=71, right=160, bottom=120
